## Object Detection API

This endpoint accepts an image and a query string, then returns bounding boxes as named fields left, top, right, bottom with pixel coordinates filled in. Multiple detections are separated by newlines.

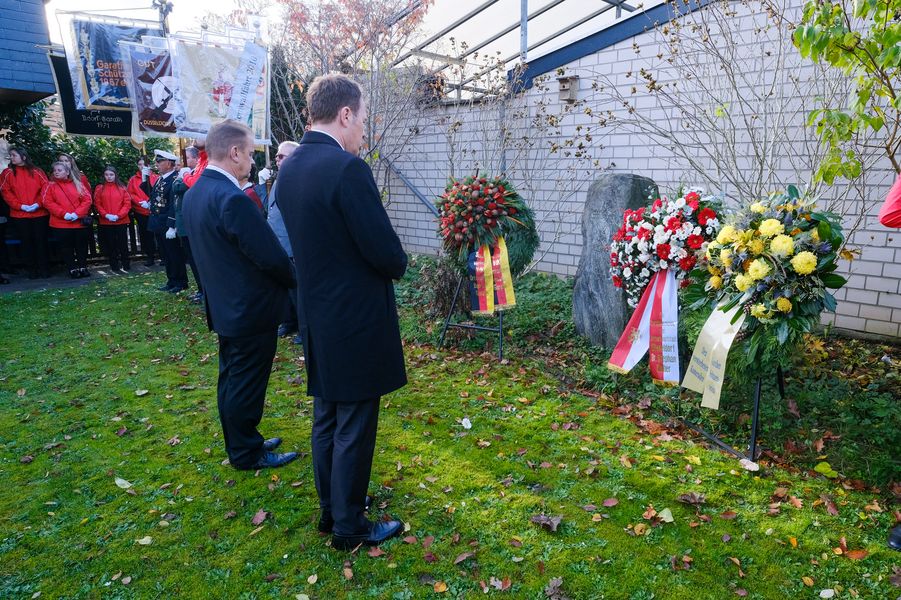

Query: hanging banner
left=681, top=305, right=746, bottom=409
left=171, top=38, right=270, bottom=144
left=608, top=269, right=680, bottom=385
left=227, top=42, right=267, bottom=124
left=124, top=46, right=177, bottom=135
left=48, top=53, right=133, bottom=137
left=69, top=19, right=163, bottom=110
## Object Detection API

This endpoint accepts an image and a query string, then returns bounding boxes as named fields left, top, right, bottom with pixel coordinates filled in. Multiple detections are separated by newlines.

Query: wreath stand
left=437, top=273, right=505, bottom=360
left=676, top=367, right=785, bottom=462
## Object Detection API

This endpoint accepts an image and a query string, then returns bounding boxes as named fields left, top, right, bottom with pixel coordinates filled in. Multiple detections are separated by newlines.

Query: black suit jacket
left=278, top=131, right=408, bottom=402
left=182, top=168, right=295, bottom=338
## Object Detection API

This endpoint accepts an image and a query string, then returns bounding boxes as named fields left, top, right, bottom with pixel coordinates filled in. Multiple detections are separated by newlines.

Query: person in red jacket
left=42, top=161, right=93, bottom=278
left=128, top=156, right=159, bottom=266
left=94, top=166, right=133, bottom=273
left=57, top=153, right=92, bottom=197
left=0, top=146, right=50, bottom=278
left=180, top=138, right=207, bottom=188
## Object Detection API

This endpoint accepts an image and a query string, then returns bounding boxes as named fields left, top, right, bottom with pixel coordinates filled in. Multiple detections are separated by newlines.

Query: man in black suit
left=182, top=119, right=299, bottom=471
left=278, top=74, right=408, bottom=551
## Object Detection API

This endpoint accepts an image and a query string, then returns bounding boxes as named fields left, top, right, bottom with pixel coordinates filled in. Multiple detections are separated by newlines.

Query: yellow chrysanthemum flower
left=790, top=251, right=817, bottom=275
left=750, top=202, right=766, bottom=213
left=810, top=229, right=820, bottom=242
left=734, top=273, right=753, bottom=292
left=720, top=248, right=733, bottom=268
left=750, top=304, right=770, bottom=319
left=705, top=241, right=719, bottom=260
left=716, top=225, right=738, bottom=245
left=748, top=258, right=771, bottom=281
left=776, top=297, right=792, bottom=313
left=707, top=265, right=721, bottom=276
left=749, top=239, right=765, bottom=255
left=758, top=218, right=784, bottom=238
left=709, top=275, right=723, bottom=289
left=770, top=234, right=795, bottom=257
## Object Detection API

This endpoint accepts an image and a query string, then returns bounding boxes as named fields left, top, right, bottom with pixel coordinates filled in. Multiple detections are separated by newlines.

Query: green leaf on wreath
left=821, top=273, right=847, bottom=289
left=775, top=320, right=789, bottom=345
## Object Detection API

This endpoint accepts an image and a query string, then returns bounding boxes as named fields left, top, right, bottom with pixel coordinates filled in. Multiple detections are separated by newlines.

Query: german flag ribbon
left=468, top=244, right=495, bottom=315
left=491, top=237, right=516, bottom=310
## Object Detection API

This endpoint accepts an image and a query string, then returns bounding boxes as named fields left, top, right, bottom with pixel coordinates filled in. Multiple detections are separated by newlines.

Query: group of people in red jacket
left=0, top=146, right=167, bottom=281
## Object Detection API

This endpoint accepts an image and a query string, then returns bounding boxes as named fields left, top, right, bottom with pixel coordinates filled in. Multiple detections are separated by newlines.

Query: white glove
left=64, top=212, right=78, bottom=221
left=140, top=201, right=150, bottom=209
left=165, top=227, right=177, bottom=240
left=21, top=203, right=36, bottom=213
left=141, top=166, right=151, bottom=179
left=105, top=214, right=118, bottom=222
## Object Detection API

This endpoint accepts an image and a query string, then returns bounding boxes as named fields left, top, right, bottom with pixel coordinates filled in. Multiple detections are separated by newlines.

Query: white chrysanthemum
left=623, top=267, right=632, bottom=277
left=640, top=268, right=650, bottom=278
left=658, top=260, right=668, bottom=269
left=674, top=197, right=686, bottom=208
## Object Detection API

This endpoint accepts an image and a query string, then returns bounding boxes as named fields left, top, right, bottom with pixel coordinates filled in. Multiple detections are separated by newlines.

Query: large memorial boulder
left=573, top=174, right=658, bottom=348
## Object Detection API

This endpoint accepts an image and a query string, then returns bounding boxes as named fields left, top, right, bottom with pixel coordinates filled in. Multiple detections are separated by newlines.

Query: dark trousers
left=98, top=225, right=130, bottom=270
left=0, top=219, right=9, bottom=273
left=12, top=216, right=49, bottom=276
left=54, top=226, right=89, bottom=271
left=180, top=236, right=203, bottom=293
left=312, top=396, right=381, bottom=536
left=217, top=330, right=277, bottom=468
left=159, top=234, right=187, bottom=289
left=281, top=257, right=298, bottom=329
left=134, top=213, right=156, bottom=263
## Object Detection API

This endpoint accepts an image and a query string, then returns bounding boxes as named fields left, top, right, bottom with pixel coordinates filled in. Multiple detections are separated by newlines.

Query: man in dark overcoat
left=278, top=74, right=408, bottom=551
left=182, top=119, right=299, bottom=471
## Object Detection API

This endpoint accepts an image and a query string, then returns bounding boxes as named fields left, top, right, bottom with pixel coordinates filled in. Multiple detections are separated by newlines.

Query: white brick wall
left=382, top=0, right=900, bottom=339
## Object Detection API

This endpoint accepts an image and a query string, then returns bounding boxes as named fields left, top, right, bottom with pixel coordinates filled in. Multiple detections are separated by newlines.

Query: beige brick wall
left=383, top=0, right=900, bottom=339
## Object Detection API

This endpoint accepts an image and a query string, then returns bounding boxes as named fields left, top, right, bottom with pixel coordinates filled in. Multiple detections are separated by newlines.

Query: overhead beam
left=393, top=0, right=501, bottom=66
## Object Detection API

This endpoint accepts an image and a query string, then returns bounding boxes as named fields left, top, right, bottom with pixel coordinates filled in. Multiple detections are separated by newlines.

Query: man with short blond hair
left=183, top=119, right=298, bottom=472
left=279, top=73, right=408, bottom=551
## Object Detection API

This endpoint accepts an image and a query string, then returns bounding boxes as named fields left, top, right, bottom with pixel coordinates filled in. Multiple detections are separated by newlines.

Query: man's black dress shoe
left=238, top=451, right=298, bottom=470
left=331, top=519, right=402, bottom=551
left=262, top=437, right=282, bottom=451
left=318, top=496, right=374, bottom=533
left=158, top=284, right=174, bottom=292
left=889, top=524, right=901, bottom=551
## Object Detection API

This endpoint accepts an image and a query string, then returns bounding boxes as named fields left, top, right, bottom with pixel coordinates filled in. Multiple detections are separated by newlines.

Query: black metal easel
left=678, top=367, right=785, bottom=462
left=437, top=274, right=505, bottom=360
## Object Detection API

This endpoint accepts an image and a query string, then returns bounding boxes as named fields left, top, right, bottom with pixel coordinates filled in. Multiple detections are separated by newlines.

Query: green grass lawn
left=1, top=265, right=898, bottom=599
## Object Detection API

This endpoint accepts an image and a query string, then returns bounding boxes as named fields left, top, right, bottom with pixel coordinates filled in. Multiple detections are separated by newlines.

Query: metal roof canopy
left=393, top=0, right=646, bottom=101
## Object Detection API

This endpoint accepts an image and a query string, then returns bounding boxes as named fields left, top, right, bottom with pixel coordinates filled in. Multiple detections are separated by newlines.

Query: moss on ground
left=0, top=268, right=898, bottom=599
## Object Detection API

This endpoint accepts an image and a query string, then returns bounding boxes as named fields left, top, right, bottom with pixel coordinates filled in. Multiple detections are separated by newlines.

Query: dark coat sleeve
left=337, top=157, right=407, bottom=280
left=222, top=192, right=296, bottom=290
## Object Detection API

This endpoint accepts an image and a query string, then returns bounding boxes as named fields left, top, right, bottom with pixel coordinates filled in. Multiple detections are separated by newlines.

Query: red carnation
left=636, top=227, right=652, bottom=240
left=665, top=215, right=683, bottom=232
left=686, top=234, right=704, bottom=249
left=652, top=198, right=662, bottom=210
left=687, top=198, right=699, bottom=211
left=679, top=255, right=697, bottom=271
left=612, top=275, right=622, bottom=288
left=685, top=191, right=700, bottom=204
left=656, top=243, right=671, bottom=261
left=697, top=208, right=716, bottom=226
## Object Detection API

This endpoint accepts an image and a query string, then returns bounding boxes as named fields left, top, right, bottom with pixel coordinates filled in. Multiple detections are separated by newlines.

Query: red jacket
left=878, top=173, right=901, bottom=228
left=0, top=166, right=49, bottom=218
left=78, top=174, right=92, bottom=198
left=41, top=179, right=92, bottom=229
left=182, top=150, right=208, bottom=188
left=94, top=183, right=132, bottom=226
left=127, top=172, right=158, bottom=216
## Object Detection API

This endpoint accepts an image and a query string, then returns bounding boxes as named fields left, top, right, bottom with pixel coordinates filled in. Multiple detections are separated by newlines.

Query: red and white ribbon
left=608, top=269, right=680, bottom=385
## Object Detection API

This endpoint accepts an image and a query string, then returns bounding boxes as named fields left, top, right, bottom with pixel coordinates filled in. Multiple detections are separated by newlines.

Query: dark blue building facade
left=0, top=0, right=55, bottom=105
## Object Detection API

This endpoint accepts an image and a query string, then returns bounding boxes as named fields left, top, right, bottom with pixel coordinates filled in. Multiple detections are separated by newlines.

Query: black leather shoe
left=318, top=496, right=374, bottom=534
left=262, top=437, right=282, bottom=451
left=158, top=284, right=174, bottom=291
left=167, top=286, right=186, bottom=294
left=332, top=519, right=402, bottom=551
left=890, top=524, right=901, bottom=551
left=239, top=451, right=298, bottom=470
left=277, top=323, right=298, bottom=337
left=292, top=334, right=302, bottom=345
